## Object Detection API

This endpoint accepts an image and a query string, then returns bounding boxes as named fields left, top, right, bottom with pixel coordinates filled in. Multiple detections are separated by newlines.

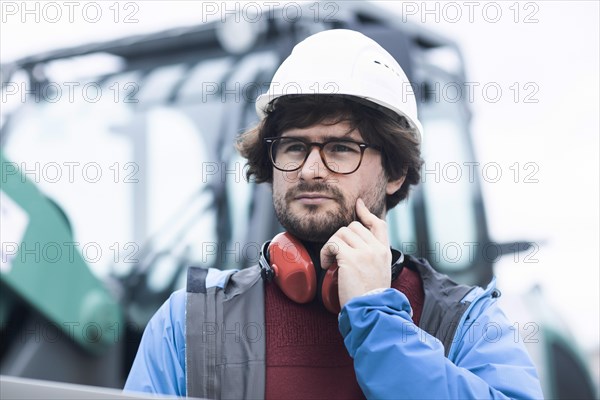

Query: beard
left=273, top=178, right=387, bottom=244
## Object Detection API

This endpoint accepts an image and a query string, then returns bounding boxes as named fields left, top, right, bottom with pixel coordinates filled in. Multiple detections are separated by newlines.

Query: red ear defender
left=261, top=234, right=403, bottom=314
left=268, top=232, right=317, bottom=304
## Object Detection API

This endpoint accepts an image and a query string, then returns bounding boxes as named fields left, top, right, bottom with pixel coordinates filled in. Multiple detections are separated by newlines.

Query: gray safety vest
left=185, top=256, right=475, bottom=400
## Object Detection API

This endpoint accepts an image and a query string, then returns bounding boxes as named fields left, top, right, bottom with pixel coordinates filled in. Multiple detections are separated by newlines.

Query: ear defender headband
left=259, top=232, right=404, bottom=314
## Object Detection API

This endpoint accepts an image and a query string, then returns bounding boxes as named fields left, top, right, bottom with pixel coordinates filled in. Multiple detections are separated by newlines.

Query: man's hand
left=320, top=198, right=392, bottom=309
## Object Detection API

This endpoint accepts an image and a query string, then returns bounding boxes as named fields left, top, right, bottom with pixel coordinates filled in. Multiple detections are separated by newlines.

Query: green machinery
left=1, top=151, right=122, bottom=386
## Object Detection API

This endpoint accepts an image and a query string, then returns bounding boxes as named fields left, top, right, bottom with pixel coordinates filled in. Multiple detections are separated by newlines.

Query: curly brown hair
left=236, top=95, right=423, bottom=210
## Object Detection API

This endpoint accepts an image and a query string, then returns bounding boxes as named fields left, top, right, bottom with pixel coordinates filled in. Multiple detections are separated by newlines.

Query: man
left=125, top=29, right=543, bottom=399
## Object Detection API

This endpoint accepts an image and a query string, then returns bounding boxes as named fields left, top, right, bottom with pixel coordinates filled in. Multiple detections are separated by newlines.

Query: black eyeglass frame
left=264, top=137, right=381, bottom=175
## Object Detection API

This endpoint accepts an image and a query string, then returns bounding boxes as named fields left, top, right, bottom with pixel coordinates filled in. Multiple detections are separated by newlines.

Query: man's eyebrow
left=279, top=135, right=362, bottom=142
left=323, top=131, right=362, bottom=141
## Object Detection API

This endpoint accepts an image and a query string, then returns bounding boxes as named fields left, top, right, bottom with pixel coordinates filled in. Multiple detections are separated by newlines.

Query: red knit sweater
left=264, top=266, right=424, bottom=399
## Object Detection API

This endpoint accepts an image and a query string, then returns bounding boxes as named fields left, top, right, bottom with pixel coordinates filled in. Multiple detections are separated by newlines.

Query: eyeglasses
left=264, top=137, right=380, bottom=174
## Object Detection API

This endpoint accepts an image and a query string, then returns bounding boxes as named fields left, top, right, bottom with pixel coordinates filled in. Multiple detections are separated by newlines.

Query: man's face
left=272, top=120, right=403, bottom=243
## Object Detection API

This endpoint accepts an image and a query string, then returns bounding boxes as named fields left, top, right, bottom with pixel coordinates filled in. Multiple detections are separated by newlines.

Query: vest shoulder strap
left=407, top=256, right=476, bottom=356
left=185, top=266, right=265, bottom=399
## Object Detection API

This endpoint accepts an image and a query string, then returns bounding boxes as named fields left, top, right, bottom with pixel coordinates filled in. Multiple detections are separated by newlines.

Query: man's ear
left=386, top=175, right=406, bottom=195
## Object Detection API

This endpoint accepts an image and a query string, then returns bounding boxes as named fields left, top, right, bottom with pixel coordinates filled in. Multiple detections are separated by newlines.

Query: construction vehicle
left=0, top=3, right=596, bottom=398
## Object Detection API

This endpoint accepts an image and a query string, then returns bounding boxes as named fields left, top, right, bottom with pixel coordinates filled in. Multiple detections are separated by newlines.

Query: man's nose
left=299, top=147, right=327, bottom=180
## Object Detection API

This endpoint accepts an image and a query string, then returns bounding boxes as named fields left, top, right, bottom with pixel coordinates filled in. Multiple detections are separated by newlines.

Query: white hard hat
left=255, top=29, right=423, bottom=140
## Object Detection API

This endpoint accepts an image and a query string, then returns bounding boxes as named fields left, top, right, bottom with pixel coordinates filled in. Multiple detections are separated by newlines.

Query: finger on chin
left=355, top=198, right=388, bottom=244
left=356, top=198, right=375, bottom=225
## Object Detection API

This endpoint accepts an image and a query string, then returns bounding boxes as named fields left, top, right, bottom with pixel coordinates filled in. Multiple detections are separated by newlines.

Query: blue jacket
left=124, top=267, right=543, bottom=399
